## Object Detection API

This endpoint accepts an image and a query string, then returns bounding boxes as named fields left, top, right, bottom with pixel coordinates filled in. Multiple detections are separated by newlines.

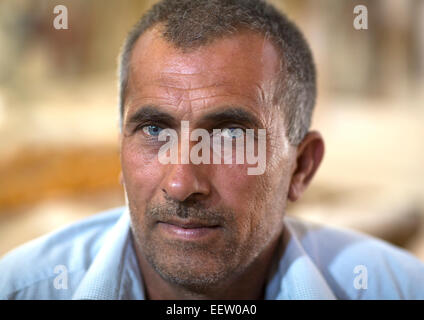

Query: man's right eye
left=142, top=125, right=163, bottom=136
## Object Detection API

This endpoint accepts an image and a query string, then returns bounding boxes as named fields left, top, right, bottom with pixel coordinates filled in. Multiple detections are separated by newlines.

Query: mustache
left=145, top=199, right=233, bottom=226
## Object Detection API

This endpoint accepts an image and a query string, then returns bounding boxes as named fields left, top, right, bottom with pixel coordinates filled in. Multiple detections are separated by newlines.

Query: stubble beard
left=129, top=200, right=271, bottom=294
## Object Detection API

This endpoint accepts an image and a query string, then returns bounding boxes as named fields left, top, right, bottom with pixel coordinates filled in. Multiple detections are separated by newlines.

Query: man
left=1, top=0, right=423, bottom=300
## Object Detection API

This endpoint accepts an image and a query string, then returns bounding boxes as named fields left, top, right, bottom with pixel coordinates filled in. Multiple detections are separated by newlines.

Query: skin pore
left=120, top=26, right=324, bottom=299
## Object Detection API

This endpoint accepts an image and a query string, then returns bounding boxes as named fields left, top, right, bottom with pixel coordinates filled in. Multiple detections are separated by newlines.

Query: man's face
left=120, top=27, right=297, bottom=289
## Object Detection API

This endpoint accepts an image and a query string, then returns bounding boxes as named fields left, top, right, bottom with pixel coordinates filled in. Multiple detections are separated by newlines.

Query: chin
left=153, top=263, right=232, bottom=293
left=145, top=244, right=239, bottom=291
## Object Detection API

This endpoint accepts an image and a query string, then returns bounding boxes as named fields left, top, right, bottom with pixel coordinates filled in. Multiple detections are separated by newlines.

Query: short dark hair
left=118, top=0, right=316, bottom=145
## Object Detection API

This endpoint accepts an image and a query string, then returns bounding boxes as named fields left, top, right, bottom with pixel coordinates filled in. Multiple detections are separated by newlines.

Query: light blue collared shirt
left=1, top=206, right=423, bottom=299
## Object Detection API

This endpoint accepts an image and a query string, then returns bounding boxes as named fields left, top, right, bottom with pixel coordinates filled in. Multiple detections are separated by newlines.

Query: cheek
left=212, top=164, right=268, bottom=214
left=121, top=141, right=163, bottom=202
left=213, top=158, right=288, bottom=223
left=213, top=165, right=281, bottom=249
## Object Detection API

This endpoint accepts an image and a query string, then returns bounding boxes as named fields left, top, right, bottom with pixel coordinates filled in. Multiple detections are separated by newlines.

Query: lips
left=157, top=219, right=221, bottom=240
left=161, top=218, right=219, bottom=229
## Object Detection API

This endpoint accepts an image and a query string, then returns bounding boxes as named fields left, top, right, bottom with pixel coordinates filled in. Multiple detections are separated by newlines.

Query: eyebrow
left=200, top=107, right=263, bottom=128
left=125, top=106, right=177, bottom=128
left=125, top=105, right=263, bottom=130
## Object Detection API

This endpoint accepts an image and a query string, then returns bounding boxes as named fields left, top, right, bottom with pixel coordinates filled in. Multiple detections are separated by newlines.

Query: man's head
left=118, top=0, right=324, bottom=296
left=119, top=0, right=316, bottom=146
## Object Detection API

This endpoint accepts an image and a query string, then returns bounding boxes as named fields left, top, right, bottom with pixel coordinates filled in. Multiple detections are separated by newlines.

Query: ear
left=288, top=131, right=325, bottom=202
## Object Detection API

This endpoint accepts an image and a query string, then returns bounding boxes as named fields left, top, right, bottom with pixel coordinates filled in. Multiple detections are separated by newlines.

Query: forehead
left=126, top=27, right=281, bottom=116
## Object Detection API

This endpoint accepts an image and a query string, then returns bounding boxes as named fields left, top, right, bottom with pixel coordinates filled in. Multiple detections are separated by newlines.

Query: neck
left=134, top=231, right=285, bottom=300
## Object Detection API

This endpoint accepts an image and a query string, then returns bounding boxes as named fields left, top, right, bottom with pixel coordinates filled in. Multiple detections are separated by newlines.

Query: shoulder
left=284, top=216, right=424, bottom=299
left=0, top=206, right=125, bottom=299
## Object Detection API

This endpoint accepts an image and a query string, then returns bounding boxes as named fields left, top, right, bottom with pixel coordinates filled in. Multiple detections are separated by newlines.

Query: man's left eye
left=142, top=125, right=163, bottom=136
left=221, top=127, right=245, bottom=139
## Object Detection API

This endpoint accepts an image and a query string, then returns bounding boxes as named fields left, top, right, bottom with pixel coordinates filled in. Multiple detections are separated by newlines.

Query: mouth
left=156, top=219, right=221, bottom=241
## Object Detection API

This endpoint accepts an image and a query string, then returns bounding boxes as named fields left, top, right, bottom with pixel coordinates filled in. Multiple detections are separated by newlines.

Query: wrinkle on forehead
left=129, top=27, right=279, bottom=86
left=125, top=26, right=282, bottom=125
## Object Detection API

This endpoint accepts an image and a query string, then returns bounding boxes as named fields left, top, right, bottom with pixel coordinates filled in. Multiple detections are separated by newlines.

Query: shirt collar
left=265, top=220, right=336, bottom=300
left=72, top=208, right=145, bottom=300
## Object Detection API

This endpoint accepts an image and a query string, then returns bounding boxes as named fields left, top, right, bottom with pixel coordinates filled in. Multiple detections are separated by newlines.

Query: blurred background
left=0, top=0, right=423, bottom=260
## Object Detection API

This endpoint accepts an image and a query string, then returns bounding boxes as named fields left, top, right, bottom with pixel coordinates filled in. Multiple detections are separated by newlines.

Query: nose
left=161, top=163, right=211, bottom=202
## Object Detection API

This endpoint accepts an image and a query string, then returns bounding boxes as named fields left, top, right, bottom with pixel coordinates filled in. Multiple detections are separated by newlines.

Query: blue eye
left=221, top=127, right=244, bottom=139
left=142, top=125, right=163, bottom=136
